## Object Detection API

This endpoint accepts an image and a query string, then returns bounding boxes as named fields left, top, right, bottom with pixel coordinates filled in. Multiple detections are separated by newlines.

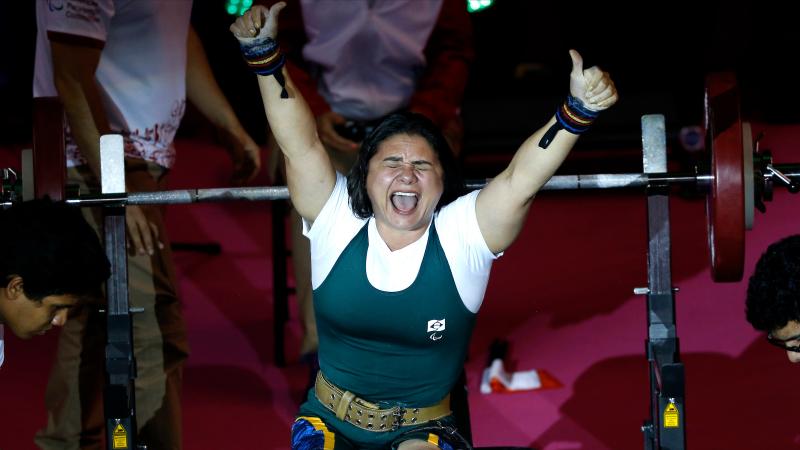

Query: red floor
left=1, top=123, right=799, bottom=449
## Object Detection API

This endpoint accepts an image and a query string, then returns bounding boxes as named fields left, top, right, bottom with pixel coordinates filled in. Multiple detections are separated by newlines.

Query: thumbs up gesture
left=568, top=49, right=618, bottom=111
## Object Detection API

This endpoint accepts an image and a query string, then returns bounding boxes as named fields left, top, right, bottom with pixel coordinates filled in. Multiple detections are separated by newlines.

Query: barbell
left=3, top=73, right=798, bottom=282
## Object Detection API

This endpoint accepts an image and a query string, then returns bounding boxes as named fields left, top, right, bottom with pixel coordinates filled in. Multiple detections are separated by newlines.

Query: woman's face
left=366, top=133, right=444, bottom=239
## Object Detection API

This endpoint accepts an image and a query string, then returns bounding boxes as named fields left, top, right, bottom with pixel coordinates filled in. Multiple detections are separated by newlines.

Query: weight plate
left=704, top=73, right=745, bottom=282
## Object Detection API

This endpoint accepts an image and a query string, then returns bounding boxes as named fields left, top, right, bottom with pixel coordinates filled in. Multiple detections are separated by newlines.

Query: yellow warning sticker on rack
left=663, top=402, right=680, bottom=428
left=112, top=423, right=128, bottom=449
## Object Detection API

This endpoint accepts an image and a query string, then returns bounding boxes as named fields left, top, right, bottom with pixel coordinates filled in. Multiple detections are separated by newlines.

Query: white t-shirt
left=300, top=0, right=443, bottom=121
left=0, top=324, right=5, bottom=369
left=33, top=0, right=193, bottom=168
left=303, top=173, right=499, bottom=313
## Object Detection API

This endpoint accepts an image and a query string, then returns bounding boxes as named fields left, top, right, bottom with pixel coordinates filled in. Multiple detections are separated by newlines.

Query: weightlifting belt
left=314, top=371, right=451, bottom=432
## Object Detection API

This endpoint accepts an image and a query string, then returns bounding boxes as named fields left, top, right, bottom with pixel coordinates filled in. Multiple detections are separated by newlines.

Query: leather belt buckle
left=390, top=406, right=406, bottom=431
left=314, top=371, right=450, bottom=432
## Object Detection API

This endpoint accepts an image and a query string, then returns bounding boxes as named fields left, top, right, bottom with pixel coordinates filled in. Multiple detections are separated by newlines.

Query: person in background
left=33, top=0, right=261, bottom=448
left=746, top=235, right=800, bottom=363
left=0, top=198, right=110, bottom=370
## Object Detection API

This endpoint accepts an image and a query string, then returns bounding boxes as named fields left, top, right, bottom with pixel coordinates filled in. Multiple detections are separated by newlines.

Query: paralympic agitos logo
left=427, top=319, right=445, bottom=341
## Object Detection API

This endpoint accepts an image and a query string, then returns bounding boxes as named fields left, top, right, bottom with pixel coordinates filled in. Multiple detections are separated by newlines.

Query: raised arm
left=230, top=3, right=335, bottom=223
left=475, top=50, right=618, bottom=253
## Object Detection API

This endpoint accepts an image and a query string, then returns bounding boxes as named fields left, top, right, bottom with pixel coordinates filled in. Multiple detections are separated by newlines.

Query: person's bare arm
left=50, top=39, right=163, bottom=255
left=476, top=50, right=618, bottom=254
left=186, top=26, right=261, bottom=184
left=50, top=40, right=109, bottom=178
left=230, top=3, right=334, bottom=223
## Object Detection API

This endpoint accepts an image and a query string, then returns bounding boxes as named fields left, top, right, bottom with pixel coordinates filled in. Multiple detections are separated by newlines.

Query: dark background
left=3, top=1, right=797, bottom=169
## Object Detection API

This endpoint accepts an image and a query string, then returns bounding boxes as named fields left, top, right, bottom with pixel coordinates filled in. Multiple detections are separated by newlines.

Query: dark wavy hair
left=346, top=111, right=464, bottom=219
left=746, top=235, right=800, bottom=332
left=0, top=198, right=110, bottom=300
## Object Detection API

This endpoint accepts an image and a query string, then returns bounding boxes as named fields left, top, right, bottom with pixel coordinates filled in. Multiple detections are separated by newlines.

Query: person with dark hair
left=746, top=235, right=800, bottom=363
left=346, top=112, right=464, bottom=221
left=0, top=199, right=110, bottom=368
left=232, top=3, right=617, bottom=448
left=260, top=0, right=475, bottom=373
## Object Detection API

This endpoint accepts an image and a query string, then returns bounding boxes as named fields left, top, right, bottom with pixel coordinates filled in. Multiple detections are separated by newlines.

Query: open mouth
left=391, top=192, right=418, bottom=213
